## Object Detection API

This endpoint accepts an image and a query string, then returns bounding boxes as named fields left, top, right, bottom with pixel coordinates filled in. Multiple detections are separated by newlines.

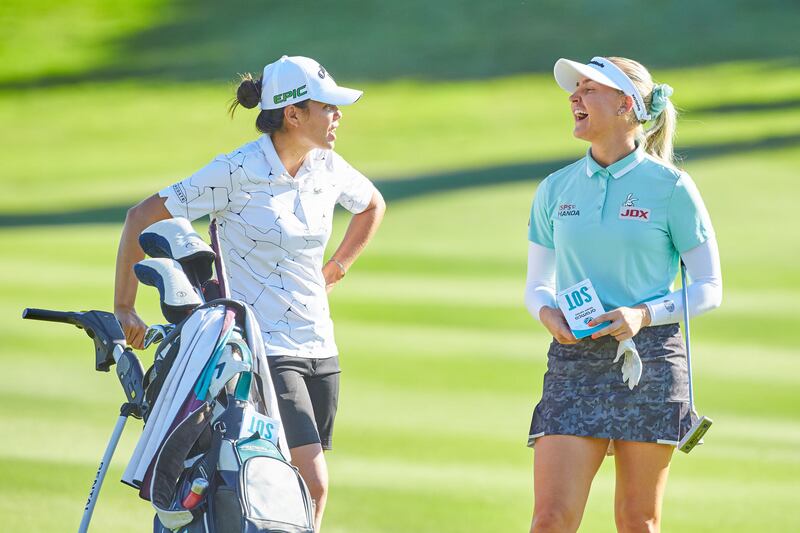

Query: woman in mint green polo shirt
left=524, top=56, right=722, bottom=532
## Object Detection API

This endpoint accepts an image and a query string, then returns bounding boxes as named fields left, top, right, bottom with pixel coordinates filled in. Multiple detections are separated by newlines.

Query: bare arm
left=114, top=194, right=172, bottom=348
left=323, top=189, right=386, bottom=291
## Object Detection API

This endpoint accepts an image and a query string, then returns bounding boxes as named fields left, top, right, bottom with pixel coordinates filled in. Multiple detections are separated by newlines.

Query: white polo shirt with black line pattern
left=160, top=135, right=376, bottom=358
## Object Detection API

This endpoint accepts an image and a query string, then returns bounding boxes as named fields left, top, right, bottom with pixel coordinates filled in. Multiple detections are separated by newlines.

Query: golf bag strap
left=150, top=401, right=214, bottom=530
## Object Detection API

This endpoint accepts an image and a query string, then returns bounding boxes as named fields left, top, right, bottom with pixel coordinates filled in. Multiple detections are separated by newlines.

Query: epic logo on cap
left=273, top=84, right=308, bottom=105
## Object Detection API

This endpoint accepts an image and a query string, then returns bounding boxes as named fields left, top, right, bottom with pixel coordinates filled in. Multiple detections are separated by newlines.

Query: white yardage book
left=557, top=278, right=610, bottom=339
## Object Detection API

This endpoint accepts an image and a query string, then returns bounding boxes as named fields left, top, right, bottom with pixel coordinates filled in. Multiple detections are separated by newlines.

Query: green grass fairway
left=2, top=1, right=800, bottom=531
left=2, top=137, right=799, bottom=530
left=3, top=60, right=800, bottom=217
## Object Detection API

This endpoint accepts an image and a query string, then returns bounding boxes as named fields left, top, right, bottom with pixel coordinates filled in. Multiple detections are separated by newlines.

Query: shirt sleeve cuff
left=527, top=288, right=557, bottom=322
left=645, top=297, right=680, bottom=326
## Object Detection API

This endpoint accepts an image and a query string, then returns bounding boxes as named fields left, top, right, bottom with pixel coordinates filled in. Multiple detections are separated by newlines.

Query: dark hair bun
left=236, top=75, right=262, bottom=109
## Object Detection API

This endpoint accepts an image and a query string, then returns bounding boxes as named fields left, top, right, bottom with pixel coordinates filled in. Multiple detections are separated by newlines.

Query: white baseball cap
left=554, top=56, right=651, bottom=121
left=259, top=55, right=363, bottom=111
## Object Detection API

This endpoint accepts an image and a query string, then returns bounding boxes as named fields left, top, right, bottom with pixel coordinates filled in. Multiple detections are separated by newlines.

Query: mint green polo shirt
left=528, top=144, right=714, bottom=311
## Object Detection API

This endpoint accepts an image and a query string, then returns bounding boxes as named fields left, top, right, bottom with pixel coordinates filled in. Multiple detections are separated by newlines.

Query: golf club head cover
left=134, top=258, right=202, bottom=324
left=139, top=218, right=215, bottom=286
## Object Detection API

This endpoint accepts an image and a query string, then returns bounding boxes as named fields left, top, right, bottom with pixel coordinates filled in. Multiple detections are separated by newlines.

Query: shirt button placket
left=596, top=170, right=609, bottom=220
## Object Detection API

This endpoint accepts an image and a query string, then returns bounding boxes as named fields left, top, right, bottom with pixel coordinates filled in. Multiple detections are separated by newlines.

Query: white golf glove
left=614, top=338, right=643, bottom=390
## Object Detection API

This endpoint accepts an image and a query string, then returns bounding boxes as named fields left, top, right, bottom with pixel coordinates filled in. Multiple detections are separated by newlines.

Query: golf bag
left=22, top=218, right=314, bottom=533
left=136, top=300, right=314, bottom=533
left=125, top=218, right=315, bottom=532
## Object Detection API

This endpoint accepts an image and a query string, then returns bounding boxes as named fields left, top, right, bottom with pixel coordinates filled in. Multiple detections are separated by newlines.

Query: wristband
left=329, top=258, right=346, bottom=277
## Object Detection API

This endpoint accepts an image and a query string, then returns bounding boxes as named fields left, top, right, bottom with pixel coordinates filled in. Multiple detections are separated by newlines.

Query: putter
left=678, top=261, right=713, bottom=453
left=22, top=308, right=147, bottom=533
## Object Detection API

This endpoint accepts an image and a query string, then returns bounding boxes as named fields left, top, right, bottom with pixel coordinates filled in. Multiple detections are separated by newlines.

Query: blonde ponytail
left=608, top=57, right=678, bottom=167
left=644, top=96, right=677, bottom=165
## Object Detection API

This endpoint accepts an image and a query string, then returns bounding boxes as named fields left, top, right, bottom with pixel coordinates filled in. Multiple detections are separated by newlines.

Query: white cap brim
left=553, top=58, right=624, bottom=93
left=315, top=86, right=363, bottom=106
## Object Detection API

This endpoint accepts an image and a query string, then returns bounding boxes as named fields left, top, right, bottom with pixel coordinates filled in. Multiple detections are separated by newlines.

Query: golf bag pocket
left=212, top=485, right=242, bottom=533
left=150, top=402, right=215, bottom=528
left=153, top=458, right=214, bottom=531
left=236, top=439, right=314, bottom=532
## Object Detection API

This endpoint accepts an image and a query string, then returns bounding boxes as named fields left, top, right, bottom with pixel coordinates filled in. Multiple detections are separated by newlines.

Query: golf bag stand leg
left=78, top=402, right=137, bottom=533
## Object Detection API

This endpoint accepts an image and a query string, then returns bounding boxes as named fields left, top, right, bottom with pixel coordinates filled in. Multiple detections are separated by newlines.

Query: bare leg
left=613, top=440, right=673, bottom=533
left=531, top=435, right=610, bottom=533
left=290, top=443, right=328, bottom=532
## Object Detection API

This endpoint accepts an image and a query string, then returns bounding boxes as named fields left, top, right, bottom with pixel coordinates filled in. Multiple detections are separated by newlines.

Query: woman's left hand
left=323, top=259, right=346, bottom=294
left=588, top=305, right=651, bottom=341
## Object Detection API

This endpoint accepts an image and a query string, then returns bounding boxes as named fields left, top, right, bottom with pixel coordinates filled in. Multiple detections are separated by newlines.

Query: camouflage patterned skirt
left=527, top=324, right=698, bottom=448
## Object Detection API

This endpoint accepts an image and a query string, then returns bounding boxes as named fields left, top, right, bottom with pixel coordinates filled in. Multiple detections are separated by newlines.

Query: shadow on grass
left=2, top=132, right=799, bottom=228
left=2, top=1, right=800, bottom=89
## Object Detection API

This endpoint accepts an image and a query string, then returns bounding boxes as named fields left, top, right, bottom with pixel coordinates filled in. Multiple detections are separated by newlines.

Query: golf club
left=678, top=260, right=713, bottom=453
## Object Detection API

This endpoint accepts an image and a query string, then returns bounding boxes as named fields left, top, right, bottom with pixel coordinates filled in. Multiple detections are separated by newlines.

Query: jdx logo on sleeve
left=172, top=183, right=188, bottom=204
left=619, top=193, right=650, bottom=221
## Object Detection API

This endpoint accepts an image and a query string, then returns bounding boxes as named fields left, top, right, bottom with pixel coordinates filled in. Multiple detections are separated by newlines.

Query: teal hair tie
left=648, top=83, right=673, bottom=119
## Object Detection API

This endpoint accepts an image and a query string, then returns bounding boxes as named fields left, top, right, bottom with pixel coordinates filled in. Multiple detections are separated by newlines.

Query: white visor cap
left=259, top=55, right=363, bottom=111
left=554, top=57, right=651, bottom=121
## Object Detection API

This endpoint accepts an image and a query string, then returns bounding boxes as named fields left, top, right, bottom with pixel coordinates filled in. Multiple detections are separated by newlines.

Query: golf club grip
left=680, top=261, right=695, bottom=408
left=22, top=307, right=75, bottom=324
left=679, top=262, right=691, bottom=347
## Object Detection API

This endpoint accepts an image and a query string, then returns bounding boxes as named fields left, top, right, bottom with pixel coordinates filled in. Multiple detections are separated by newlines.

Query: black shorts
left=267, top=355, right=341, bottom=451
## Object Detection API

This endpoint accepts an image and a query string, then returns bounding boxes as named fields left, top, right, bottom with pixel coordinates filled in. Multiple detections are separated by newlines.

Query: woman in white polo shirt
left=524, top=56, right=722, bottom=532
left=114, top=55, right=385, bottom=531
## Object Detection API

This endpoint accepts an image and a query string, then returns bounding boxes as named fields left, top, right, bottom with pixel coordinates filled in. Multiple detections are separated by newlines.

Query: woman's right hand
left=539, top=306, right=579, bottom=344
left=115, top=307, right=148, bottom=350
left=113, top=194, right=171, bottom=350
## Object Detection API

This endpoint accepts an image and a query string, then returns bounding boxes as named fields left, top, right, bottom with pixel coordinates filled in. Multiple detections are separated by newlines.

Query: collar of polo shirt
left=585, top=143, right=646, bottom=179
left=258, top=135, right=327, bottom=185
left=258, top=135, right=290, bottom=179
left=554, top=56, right=651, bottom=122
